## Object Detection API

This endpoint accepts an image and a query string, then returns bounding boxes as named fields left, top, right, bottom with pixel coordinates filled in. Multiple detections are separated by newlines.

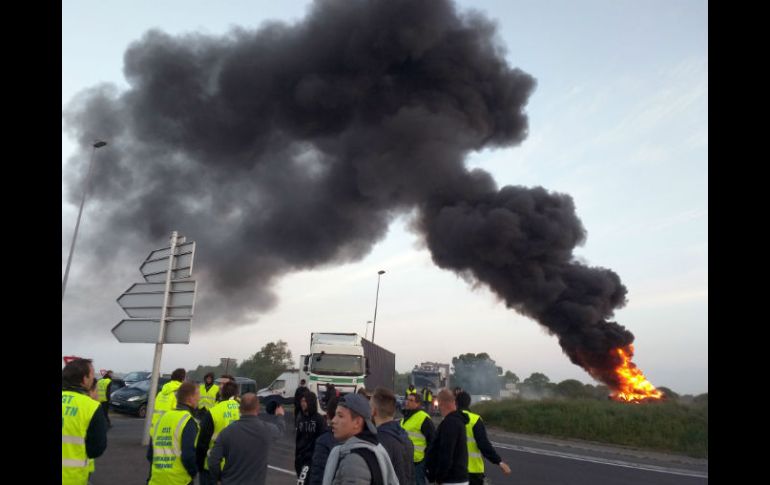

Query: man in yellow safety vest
left=62, top=358, right=108, bottom=485
left=455, top=391, right=511, bottom=485
left=399, top=392, right=435, bottom=485
left=96, top=370, right=113, bottom=428
left=196, top=380, right=241, bottom=485
left=147, top=381, right=200, bottom=485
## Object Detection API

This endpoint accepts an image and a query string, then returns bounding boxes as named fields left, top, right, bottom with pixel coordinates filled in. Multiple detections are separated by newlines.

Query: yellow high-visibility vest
left=96, top=378, right=111, bottom=403
left=151, top=381, right=181, bottom=431
left=198, top=383, right=219, bottom=410
left=62, top=391, right=101, bottom=485
left=206, top=398, right=240, bottom=470
left=462, top=410, right=484, bottom=473
left=149, top=409, right=199, bottom=485
left=400, top=410, right=430, bottom=463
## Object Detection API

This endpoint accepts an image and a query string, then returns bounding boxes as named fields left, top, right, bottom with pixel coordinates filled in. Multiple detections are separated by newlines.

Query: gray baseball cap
left=338, top=393, right=377, bottom=435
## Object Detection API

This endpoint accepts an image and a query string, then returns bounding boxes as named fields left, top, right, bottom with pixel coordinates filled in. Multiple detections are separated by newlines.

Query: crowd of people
left=62, top=360, right=511, bottom=485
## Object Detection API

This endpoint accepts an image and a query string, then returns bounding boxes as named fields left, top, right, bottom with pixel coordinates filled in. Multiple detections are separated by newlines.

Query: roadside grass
left=473, top=398, right=707, bottom=458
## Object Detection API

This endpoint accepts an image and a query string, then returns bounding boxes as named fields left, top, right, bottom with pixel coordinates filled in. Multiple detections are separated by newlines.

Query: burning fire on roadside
left=610, top=345, right=663, bottom=403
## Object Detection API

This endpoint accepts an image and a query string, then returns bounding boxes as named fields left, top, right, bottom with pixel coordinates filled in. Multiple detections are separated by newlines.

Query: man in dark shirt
left=208, top=393, right=286, bottom=484
left=425, top=388, right=469, bottom=485
left=455, top=391, right=511, bottom=484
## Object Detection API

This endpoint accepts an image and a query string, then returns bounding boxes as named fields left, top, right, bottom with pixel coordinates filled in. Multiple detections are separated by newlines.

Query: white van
left=257, top=370, right=300, bottom=404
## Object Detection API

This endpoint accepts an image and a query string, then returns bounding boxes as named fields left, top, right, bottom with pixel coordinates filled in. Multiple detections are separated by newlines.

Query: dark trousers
left=469, top=473, right=487, bottom=485
left=101, top=401, right=111, bottom=426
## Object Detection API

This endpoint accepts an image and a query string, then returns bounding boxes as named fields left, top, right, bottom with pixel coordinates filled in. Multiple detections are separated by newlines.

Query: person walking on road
left=207, top=393, right=286, bottom=485
left=455, top=391, right=511, bottom=484
left=62, top=358, right=108, bottom=485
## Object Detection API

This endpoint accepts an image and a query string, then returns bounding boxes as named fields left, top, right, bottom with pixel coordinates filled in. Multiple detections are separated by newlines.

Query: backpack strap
left=351, top=447, right=384, bottom=485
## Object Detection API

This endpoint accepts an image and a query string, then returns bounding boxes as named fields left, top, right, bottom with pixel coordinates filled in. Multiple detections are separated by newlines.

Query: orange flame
left=610, top=345, right=663, bottom=403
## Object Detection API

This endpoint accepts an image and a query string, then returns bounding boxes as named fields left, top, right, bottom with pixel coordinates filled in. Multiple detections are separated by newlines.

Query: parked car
left=110, top=377, right=170, bottom=418
left=215, top=376, right=257, bottom=396
left=122, top=371, right=152, bottom=386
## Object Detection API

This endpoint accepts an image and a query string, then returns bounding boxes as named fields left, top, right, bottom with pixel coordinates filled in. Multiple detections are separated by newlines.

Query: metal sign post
left=112, top=231, right=197, bottom=445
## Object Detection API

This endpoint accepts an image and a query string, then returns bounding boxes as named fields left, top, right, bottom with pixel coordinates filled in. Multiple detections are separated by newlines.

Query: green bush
left=473, top=398, right=707, bottom=458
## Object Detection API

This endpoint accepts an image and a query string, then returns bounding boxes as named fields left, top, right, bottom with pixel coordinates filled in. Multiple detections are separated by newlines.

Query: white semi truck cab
left=301, top=333, right=368, bottom=405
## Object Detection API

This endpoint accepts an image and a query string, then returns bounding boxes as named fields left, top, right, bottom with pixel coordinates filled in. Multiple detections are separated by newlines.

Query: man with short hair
left=425, top=388, right=469, bottom=485
left=322, top=393, right=399, bottom=485
left=400, top=392, right=435, bottom=485
left=197, top=381, right=240, bottom=485
left=148, top=381, right=200, bottom=484
left=207, top=393, right=286, bottom=485
left=455, top=391, right=511, bottom=484
left=62, top=358, right=108, bottom=485
left=405, top=383, right=418, bottom=400
left=151, top=368, right=186, bottom=432
left=371, top=387, right=414, bottom=485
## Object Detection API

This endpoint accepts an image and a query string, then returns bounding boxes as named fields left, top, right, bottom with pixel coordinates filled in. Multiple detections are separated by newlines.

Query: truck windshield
left=270, top=380, right=285, bottom=390
left=310, top=354, right=363, bottom=376
left=412, top=372, right=438, bottom=388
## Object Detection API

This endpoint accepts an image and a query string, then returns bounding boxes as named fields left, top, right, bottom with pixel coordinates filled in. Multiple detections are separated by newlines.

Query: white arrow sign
left=111, top=319, right=191, bottom=344
left=117, top=281, right=197, bottom=318
left=141, top=241, right=195, bottom=283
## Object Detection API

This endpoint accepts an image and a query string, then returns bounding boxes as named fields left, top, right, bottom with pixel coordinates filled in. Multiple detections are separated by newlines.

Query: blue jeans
left=414, top=460, right=427, bottom=485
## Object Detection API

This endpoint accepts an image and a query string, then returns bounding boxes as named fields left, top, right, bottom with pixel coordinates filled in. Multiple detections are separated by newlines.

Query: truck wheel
left=138, top=405, right=147, bottom=418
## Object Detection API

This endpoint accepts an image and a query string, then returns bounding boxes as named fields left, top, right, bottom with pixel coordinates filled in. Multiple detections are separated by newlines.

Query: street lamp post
left=62, top=140, right=107, bottom=301
left=365, top=320, right=372, bottom=340
left=371, top=270, right=385, bottom=343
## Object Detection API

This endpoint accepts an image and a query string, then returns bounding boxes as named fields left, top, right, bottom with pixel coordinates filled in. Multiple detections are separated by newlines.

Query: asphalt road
left=91, top=412, right=707, bottom=485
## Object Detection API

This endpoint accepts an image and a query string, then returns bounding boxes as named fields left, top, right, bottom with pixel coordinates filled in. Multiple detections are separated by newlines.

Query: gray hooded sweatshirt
left=321, top=435, right=400, bottom=485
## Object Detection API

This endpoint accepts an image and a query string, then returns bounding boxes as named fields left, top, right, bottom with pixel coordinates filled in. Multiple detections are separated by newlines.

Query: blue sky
left=62, top=0, right=707, bottom=394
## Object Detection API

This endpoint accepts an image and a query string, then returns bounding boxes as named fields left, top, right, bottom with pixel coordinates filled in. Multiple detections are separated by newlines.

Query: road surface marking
left=268, top=465, right=296, bottom=475
left=491, top=441, right=708, bottom=478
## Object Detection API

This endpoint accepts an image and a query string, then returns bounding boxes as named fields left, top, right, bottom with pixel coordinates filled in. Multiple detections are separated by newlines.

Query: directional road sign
left=117, top=281, right=196, bottom=318
left=111, top=319, right=191, bottom=344
left=141, top=241, right=195, bottom=283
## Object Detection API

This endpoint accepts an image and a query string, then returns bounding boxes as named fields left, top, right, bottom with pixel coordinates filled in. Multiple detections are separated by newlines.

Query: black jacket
left=308, top=429, right=340, bottom=485
left=295, top=411, right=327, bottom=471
left=425, top=410, right=469, bottom=484
left=207, top=413, right=285, bottom=484
left=377, top=419, right=414, bottom=485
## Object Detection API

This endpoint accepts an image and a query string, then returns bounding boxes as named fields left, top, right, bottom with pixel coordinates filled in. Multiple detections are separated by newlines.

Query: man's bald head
left=239, top=393, right=260, bottom=415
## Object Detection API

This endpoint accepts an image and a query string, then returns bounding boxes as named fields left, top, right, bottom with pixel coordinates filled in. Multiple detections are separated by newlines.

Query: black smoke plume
left=63, top=0, right=632, bottom=388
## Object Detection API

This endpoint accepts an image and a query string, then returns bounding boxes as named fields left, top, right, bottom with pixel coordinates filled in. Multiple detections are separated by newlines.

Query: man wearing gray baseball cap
left=321, top=393, right=400, bottom=485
